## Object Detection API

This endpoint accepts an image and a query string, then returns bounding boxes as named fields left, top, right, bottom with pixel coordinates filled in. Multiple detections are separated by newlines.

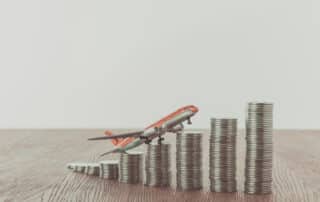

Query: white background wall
left=0, top=0, right=319, bottom=129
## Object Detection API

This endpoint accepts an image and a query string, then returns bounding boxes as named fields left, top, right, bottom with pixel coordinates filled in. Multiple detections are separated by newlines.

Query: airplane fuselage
left=114, top=106, right=197, bottom=153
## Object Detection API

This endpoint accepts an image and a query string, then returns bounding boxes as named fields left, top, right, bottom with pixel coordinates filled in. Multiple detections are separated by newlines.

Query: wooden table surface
left=1, top=129, right=320, bottom=202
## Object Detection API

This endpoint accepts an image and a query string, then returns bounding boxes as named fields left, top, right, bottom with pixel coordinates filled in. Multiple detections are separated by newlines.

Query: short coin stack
left=67, top=163, right=77, bottom=170
left=75, top=164, right=86, bottom=173
left=67, top=163, right=87, bottom=173
left=99, top=160, right=119, bottom=180
left=210, top=118, right=237, bottom=192
left=145, top=143, right=171, bottom=187
left=245, top=102, right=273, bottom=194
left=176, top=132, right=203, bottom=191
left=85, top=163, right=100, bottom=176
left=119, top=151, right=144, bottom=184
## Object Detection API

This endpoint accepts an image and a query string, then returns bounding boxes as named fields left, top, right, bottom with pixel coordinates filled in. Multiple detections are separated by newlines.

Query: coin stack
left=67, top=163, right=86, bottom=173
left=75, top=164, right=87, bottom=173
left=145, top=143, right=171, bottom=187
left=210, top=118, right=237, bottom=192
left=245, top=102, right=273, bottom=194
left=119, top=151, right=144, bottom=184
left=176, top=132, right=203, bottom=191
left=67, top=163, right=77, bottom=171
left=99, top=160, right=119, bottom=180
left=85, top=163, right=100, bottom=176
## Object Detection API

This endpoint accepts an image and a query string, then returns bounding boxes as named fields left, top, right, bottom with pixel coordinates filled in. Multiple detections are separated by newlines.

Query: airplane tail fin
left=104, top=130, right=123, bottom=146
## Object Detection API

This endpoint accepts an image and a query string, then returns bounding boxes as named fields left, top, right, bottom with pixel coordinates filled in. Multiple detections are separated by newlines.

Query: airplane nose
left=189, top=105, right=199, bottom=113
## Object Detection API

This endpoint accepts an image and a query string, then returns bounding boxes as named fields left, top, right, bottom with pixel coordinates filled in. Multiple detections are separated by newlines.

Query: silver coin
left=119, top=152, right=143, bottom=184
left=210, top=179, right=237, bottom=192
left=99, top=160, right=119, bottom=180
left=84, top=163, right=100, bottom=176
left=144, top=143, right=171, bottom=187
left=66, top=163, right=77, bottom=171
left=209, top=118, right=237, bottom=193
left=245, top=102, right=273, bottom=195
left=66, top=163, right=87, bottom=173
left=176, top=132, right=203, bottom=191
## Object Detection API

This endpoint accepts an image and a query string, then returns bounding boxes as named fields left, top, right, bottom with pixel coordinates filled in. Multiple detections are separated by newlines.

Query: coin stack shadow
left=145, top=144, right=171, bottom=187
left=245, top=102, right=273, bottom=194
left=99, top=160, right=119, bottom=180
left=210, top=118, right=237, bottom=192
left=176, top=132, right=203, bottom=191
left=119, top=151, right=144, bottom=184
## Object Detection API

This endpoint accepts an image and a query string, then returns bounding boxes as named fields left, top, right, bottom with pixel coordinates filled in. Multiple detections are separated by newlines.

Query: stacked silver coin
left=67, top=162, right=87, bottom=173
left=119, top=151, right=144, bottom=184
left=176, top=132, right=203, bottom=191
left=145, top=143, right=171, bottom=187
left=245, top=102, right=273, bottom=194
left=85, top=163, right=100, bottom=176
left=210, top=118, right=237, bottom=192
left=99, top=160, right=119, bottom=180
left=67, top=163, right=77, bottom=171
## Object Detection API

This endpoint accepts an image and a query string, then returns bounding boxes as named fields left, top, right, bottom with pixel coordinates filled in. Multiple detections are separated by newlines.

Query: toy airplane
left=88, top=105, right=199, bottom=156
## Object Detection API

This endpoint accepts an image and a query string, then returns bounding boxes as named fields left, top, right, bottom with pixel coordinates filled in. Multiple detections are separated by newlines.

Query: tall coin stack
left=119, top=151, right=144, bottom=184
left=176, top=132, right=203, bottom=191
left=210, top=118, right=237, bottom=192
left=99, top=160, right=119, bottom=180
left=245, top=102, right=273, bottom=194
left=145, top=144, right=171, bottom=187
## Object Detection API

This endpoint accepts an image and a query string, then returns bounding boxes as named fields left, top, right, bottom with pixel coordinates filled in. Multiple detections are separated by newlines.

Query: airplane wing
left=88, top=130, right=144, bottom=141
left=99, top=148, right=124, bottom=157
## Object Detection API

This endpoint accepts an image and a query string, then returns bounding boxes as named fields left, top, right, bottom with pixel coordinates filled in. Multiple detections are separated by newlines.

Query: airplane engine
left=168, top=124, right=184, bottom=133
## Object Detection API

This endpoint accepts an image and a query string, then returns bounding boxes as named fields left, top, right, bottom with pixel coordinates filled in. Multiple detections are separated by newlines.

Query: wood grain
left=0, top=129, right=320, bottom=202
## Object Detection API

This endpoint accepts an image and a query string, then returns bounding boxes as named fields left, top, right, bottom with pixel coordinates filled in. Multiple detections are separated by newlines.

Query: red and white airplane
left=88, top=105, right=199, bottom=156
